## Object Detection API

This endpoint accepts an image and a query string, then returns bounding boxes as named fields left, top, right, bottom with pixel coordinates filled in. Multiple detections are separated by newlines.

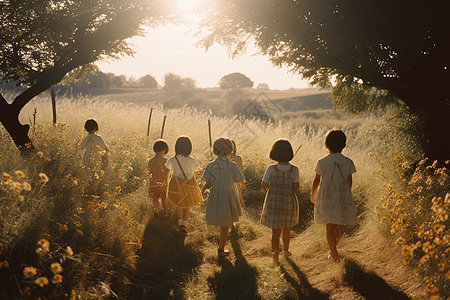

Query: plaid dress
left=260, top=164, right=299, bottom=229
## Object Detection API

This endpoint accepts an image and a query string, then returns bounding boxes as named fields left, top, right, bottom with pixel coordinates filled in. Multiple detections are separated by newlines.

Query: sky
left=96, top=23, right=311, bottom=91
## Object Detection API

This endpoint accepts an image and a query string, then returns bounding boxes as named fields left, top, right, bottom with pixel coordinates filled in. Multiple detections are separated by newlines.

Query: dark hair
left=325, top=129, right=346, bottom=153
left=269, top=139, right=294, bottom=163
left=213, top=138, right=233, bottom=157
left=230, top=140, right=237, bottom=155
left=153, top=140, right=169, bottom=154
left=84, top=119, right=98, bottom=132
left=175, top=136, right=192, bottom=156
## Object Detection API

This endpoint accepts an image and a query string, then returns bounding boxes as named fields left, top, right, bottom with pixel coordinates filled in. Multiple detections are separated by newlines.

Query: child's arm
left=201, top=182, right=211, bottom=195
left=348, top=174, right=353, bottom=189
left=261, top=181, right=270, bottom=190
left=310, top=173, right=321, bottom=204
left=294, top=182, right=300, bottom=191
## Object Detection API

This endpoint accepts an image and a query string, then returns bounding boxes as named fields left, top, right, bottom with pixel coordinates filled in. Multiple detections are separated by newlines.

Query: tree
left=163, top=73, right=196, bottom=90
left=198, top=0, right=450, bottom=161
left=0, top=0, right=179, bottom=154
left=218, top=73, right=253, bottom=90
left=139, top=74, right=158, bottom=88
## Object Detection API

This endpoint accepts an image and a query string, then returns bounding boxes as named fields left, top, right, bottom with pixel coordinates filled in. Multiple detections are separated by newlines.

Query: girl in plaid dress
left=148, top=140, right=170, bottom=218
left=261, top=139, right=299, bottom=264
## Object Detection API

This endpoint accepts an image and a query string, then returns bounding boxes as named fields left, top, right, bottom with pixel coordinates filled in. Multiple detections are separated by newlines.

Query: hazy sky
left=96, top=23, right=311, bottom=90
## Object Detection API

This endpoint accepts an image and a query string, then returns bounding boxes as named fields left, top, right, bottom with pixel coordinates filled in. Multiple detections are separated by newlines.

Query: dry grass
left=0, top=94, right=443, bottom=299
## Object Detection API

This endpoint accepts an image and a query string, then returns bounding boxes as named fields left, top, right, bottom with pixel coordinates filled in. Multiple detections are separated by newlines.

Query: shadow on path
left=207, top=226, right=260, bottom=299
left=343, top=258, right=411, bottom=300
left=280, top=257, right=330, bottom=300
left=129, top=214, right=203, bottom=300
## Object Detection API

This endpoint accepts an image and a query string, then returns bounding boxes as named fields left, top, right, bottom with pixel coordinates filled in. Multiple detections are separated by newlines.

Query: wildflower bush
left=373, top=156, right=450, bottom=299
left=0, top=92, right=443, bottom=298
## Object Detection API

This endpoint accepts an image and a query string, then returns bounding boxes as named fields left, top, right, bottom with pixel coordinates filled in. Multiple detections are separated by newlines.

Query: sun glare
left=176, top=0, right=199, bottom=11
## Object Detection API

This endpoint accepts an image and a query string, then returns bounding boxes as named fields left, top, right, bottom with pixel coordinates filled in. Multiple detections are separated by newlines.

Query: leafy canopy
left=198, top=0, right=450, bottom=114
left=0, top=0, right=178, bottom=91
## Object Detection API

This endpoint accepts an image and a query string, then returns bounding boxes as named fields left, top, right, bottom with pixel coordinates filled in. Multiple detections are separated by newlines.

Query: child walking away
left=166, top=136, right=203, bottom=234
left=148, top=140, right=170, bottom=218
left=261, top=139, right=300, bottom=264
left=310, top=130, right=357, bottom=262
left=229, top=140, right=246, bottom=208
left=202, top=138, right=244, bottom=257
left=80, top=119, right=108, bottom=170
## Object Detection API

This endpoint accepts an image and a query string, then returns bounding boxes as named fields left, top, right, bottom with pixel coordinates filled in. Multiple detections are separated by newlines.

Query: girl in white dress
left=310, top=130, right=357, bottom=261
left=202, top=138, right=244, bottom=257
left=79, top=119, right=108, bottom=170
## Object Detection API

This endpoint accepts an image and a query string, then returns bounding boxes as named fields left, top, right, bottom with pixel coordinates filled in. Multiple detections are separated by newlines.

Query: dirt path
left=128, top=213, right=425, bottom=299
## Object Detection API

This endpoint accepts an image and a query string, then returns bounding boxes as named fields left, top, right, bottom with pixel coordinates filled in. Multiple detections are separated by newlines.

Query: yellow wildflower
left=70, top=289, right=77, bottom=300
left=52, top=274, right=63, bottom=284
left=34, top=276, right=49, bottom=287
left=446, top=270, right=450, bottom=280
left=50, top=262, right=63, bottom=274
left=395, top=237, right=406, bottom=246
left=15, top=170, right=25, bottom=178
left=22, top=182, right=31, bottom=191
left=39, top=173, right=49, bottom=183
left=23, top=266, right=37, bottom=278
left=76, top=230, right=83, bottom=236
left=66, top=246, right=74, bottom=256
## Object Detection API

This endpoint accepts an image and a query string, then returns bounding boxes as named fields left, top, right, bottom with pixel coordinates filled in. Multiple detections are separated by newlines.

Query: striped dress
left=260, top=164, right=299, bottom=229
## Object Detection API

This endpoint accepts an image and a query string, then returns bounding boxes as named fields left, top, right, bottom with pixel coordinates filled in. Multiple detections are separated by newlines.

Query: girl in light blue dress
left=202, top=138, right=244, bottom=257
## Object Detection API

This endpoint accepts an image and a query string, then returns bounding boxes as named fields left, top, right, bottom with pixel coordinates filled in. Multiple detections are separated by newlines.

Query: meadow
left=0, top=90, right=448, bottom=299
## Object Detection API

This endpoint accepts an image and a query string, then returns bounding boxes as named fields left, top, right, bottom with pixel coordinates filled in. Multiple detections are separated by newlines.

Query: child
left=202, top=138, right=244, bottom=257
left=166, top=136, right=203, bottom=233
left=79, top=119, right=108, bottom=170
left=229, top=140, right=246, bottom=207
left=310, top=129, right=357, bottom=261
left=261, top=139, right=300, bottom=264
left=148, top=140, right=170, bottom=218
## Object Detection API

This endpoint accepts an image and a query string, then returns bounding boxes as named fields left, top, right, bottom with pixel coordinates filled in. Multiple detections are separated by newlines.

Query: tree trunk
left=420, top=104, right=450, bottom=163
left=0, top=93, right=35, bottom=155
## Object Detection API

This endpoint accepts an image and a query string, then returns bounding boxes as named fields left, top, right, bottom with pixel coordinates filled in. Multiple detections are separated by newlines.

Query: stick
left=208, top=119, right=212, bottom=154
left=294, top=144, right=303, bottom=156
left=51, top=89, right=56, bottom=126
left=160, top=115, right=166, bottom=139
left=146, top=108, right=153, bottom=137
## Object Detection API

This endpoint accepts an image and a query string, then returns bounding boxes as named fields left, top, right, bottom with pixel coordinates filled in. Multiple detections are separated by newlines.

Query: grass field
left=0, top=90, right=448, bottom=299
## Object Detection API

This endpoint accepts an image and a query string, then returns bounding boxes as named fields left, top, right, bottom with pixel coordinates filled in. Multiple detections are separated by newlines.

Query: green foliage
left=139, top=74, right=158, bottom=89
left=163, top=73, right=197, bottom=90
left=218, top=72, right=254, bottom=90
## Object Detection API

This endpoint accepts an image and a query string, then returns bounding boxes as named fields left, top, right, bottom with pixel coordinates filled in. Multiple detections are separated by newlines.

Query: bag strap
left=175, top=156, right=188, bottom=180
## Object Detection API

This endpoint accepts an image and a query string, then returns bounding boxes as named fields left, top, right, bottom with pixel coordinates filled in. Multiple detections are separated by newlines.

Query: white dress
left=203, top=157, right=244, bottom=226
left=79, top=133, right=107, bottom=168
left=314, top=153, right=357, bottom=224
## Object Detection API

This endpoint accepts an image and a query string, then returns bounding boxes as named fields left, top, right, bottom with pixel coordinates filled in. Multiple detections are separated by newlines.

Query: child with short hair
left=261, top=139, right=300, bottom=264
left=310, top=129, right=357, bottom=261
left=166, top=136, right=203, bottom=234
left=202, top=137, right=245, bottom=257
left=80, top=119, right=108, bottom=170
left=148, top=140, right=170, bottom=218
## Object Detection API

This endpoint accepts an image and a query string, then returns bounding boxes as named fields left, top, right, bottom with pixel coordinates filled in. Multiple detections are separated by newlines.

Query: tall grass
left=0, top=93, right=446, bottom=299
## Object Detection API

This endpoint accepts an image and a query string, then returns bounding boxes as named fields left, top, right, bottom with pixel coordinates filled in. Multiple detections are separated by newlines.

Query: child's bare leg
left=150, top=191, right=160, bottom=211
left=182, top=208, right=190, bottom=221
left=282, top=227, right=291, bottom=256
left=176, top=207, right=183, bottom=224
left=272, top=228, right=281, bottom=263
left=326, top=223, right=340, bottom=260
left=334, top=225, right=340, bottom=245
left=161, top=196, right=169, bottom=217
left=219, top=226, right=230, bottom=250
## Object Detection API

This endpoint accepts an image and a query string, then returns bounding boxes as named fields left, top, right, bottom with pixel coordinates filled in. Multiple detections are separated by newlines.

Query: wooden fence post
left=208, top=119, right=212, bottom=155
left=51, top=89, right=56, bottom=126
left=146, top=108, right=153, bottom=137
left=160, top=115, right=166, bottom=139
